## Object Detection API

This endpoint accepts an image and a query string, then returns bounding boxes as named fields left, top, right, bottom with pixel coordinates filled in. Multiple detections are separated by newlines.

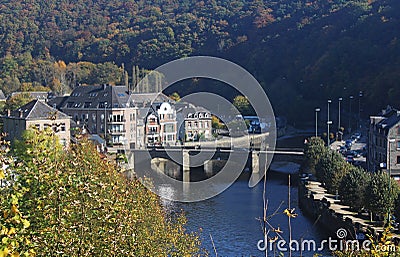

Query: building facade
left=144, top=102, right=177, bottom=146
left=2, top=100, right=71, bottom=146
left=368, top=106, right=400, bottom=180
left=184, top=108, right=212, bottom=141
left=52, top=84, right=138, bottom=152
left=49, top=86, right=178, bottom=151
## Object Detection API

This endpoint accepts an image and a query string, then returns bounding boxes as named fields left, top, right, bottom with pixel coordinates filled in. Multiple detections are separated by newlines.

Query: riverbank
left=298, top=179, right=400, bottom=242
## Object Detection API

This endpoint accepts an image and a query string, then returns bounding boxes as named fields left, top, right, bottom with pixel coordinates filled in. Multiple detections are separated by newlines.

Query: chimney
left=7, top=109, right=10, bottom=117
left=103, top=84, right=107, bottom=91
left=19, top=110, right=23, bottom=118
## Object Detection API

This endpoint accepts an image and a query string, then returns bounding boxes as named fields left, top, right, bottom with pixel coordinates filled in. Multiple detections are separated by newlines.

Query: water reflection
left=158, top=169, right=329, bottom=257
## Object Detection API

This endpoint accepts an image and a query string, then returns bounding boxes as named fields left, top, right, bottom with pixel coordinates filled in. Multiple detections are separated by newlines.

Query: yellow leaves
left=22, top=220, right=29, bottom=229
left=10, top=205, right=18, bottom=215
left=284, top=208, right=298, bottom=218
left=273, top=226, right=283, bottom=233
left=0, top=170, right=4, bottom=179
left=0, top=247, right=10, bottom=257
left=7, top=228, right=16, bottom=235
left=1, top=227, right=8, bottom=236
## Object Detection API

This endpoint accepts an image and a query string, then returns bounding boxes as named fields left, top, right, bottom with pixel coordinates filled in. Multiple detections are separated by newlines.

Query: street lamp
left=358, top=91, right=363, bottom=131
left=104, top=101, right=108, bottom=140
left=338, top=98, right=342, bottom=140
left=388, top=138, right=396, bottom=223
left=348, top=95, right=354, bottom=133
left=315, top=108, right=320, bottom=137
left=327, top=99, right=332, bottom=146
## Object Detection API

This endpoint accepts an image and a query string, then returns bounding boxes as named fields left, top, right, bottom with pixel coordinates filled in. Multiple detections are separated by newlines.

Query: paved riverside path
left=305, top=181, right=387, bottom=235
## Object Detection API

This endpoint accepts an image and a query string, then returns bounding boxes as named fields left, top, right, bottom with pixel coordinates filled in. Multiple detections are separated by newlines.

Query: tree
left=315, top=150, right=350, bottom=194
left=365, top=172, right=400, bottom=221
left=3, top=93, right=33, bottom=113
left=339, top=167, right=371, bottom=212
left=0, top=134, right=35, bottom=257
left=232, top=95, right=254, bottom=116
left=303, top=137, right=327, bottom=175
left=4, top=128, right=202, bottom=256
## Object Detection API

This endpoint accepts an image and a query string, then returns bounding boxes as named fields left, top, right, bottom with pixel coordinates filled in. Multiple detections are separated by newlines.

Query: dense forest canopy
left=0, top=0, right=399, bottom=124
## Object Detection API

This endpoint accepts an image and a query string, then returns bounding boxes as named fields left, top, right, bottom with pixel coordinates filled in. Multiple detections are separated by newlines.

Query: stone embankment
left=298, top=180, right=397, bottom=240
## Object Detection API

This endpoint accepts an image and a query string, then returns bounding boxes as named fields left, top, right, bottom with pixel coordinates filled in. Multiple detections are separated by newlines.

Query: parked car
left=346, top=150, right=361, bottom=158
left=354, top=132, right=362, bottom=140
left=339, top=146, right=347, bottom=155
left=345, top=139, right=353, bottom=149
left=346, top=155, right=354, bottom=163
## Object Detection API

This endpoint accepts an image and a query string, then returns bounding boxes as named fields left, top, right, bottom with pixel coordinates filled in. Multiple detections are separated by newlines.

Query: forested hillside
left=0, top=0, right=399, bottom=123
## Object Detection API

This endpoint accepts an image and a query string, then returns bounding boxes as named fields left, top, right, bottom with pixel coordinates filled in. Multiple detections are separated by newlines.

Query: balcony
left=108, top=119, right=126, bottom=124
left=109, top=130, right=127, bottom=135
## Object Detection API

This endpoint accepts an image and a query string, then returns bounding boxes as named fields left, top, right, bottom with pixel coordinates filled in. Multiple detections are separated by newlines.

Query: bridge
left=125, top=146, right=303, bottom=182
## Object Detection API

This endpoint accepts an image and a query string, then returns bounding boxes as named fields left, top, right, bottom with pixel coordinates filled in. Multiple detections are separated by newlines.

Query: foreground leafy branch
left=1, top=129, right=202, bottom=256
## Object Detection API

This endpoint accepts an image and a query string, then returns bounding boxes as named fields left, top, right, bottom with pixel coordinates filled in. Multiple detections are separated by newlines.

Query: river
left=163, top=171, right=328, bottom=257
left=159, top=134, right=331, bottom=256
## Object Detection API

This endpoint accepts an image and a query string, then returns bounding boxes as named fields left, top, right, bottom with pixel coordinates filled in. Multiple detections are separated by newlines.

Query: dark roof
left=128, top=93, right=171, bottom=107
left=10, top=100, right=70, bottom=120
left=377, top=111, right=400, bottom=132
left=176, top=102, right=211, bottom=119
left=61, top=85, right=132, bottom=110
left=59, top=85, right=173, bottom=111
left=47, top=96, right=69, bottom=110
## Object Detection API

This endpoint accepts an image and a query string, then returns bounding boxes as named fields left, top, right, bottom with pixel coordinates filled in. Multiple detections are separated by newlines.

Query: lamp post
left=315, top=108, right=320, bottom=137
left=348, top=95, right=354, bottom=133
left=104, top=102, right=108, bottom=140
left=338, top=97, right=342, bottom=140
left=327, top=99, right=332, bottom=146
left=358, top=91, right=363, bottom=131
left=388, top=138, right=396, bottom=223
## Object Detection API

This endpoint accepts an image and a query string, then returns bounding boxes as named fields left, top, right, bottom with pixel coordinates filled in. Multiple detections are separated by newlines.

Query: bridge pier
left=204, top=160, right=214, bottom=177
left=182, top=149, right=190, bottom=183
left=252, top=151, right=259, bottom=174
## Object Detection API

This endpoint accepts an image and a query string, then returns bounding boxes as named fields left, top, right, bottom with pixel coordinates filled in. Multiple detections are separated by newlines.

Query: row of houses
left=2, top=84, right=212, bottom=152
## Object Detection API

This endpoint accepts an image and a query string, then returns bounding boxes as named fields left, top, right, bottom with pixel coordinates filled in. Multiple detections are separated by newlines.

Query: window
left=397, top=141, right=400, bottom=149
left=165, top=124, right=174, bottom=133
left=60, top=123, right=66, bottom=132
left=84, top=102, right=91, bottom=108
left=397, top=156, right=400, bottom=164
